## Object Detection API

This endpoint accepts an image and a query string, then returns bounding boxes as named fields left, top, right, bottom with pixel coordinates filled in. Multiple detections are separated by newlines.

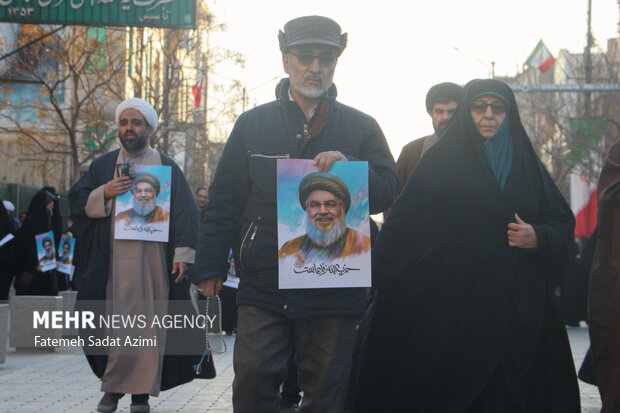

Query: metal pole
left=584, top=0, right=593, bottom=115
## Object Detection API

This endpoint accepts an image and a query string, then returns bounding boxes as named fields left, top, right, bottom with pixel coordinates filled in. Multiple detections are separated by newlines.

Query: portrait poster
left=114, top=165, right=172, bottom=242
left=35, top=230, right=56, bottom=272
left=223, top=249, right=239, bottom=289
left=277, top=159, right=371, bottom=289
left=57, top=234, right=75, bottom=276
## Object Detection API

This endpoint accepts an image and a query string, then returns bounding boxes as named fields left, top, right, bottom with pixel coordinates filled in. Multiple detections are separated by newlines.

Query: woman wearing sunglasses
left=351, top=79, right=580, bottom=412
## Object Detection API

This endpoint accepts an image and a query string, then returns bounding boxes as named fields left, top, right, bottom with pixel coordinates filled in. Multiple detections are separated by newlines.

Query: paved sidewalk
left=0, top=335, right=236, bottom=413
left=0, top=327, right=602, bottom=412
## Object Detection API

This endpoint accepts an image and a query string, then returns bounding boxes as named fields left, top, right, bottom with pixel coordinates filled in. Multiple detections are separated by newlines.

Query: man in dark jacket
left=395, top=82, right=461, bottom=192
left=190, top=15, right=398, bottom=413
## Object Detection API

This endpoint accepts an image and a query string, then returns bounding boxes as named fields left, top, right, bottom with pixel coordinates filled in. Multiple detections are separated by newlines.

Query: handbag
left=193, top=350, right=216, bottom=379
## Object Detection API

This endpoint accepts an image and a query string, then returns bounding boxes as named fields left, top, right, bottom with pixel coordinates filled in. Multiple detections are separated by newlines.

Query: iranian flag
left=192, top=78, right=204, bottom=108
left=525, top=40, right=555, bottom=73
left=570, top=171, right=597, bottom=238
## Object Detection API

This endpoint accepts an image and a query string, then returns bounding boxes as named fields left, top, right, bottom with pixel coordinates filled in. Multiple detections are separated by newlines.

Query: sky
left=208, top=0, right=619, bottom=158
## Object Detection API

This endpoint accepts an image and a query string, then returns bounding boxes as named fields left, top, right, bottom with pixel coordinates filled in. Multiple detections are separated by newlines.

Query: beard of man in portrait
left=304, top=189, right=347, bottom=249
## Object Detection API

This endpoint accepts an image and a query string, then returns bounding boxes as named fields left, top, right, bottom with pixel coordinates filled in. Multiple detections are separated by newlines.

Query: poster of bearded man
left=35, top=230, right=57, bottom=272
left=277, top=159, right=371, bottom=289
left=114, top=165, right=172, bottom=242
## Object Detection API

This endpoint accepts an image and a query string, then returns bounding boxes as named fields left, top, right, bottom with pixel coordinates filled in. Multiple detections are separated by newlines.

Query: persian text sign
left=0, top=0, right=195, bottom=29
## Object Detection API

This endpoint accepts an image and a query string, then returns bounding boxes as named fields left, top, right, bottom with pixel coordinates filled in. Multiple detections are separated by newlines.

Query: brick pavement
left=0, top=327, right=602, bottom=412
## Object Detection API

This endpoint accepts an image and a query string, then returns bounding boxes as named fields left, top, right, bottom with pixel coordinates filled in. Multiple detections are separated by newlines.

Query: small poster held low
left=57, top=234, right=75, bottom=277
left=277, top=159, right=371, bottom=289
left=114, top=165, right=172, bottom=242
left=35, top=231, right=56, bottom=272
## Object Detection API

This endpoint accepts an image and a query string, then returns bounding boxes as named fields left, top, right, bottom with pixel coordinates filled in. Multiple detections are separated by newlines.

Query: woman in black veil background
left=352, top=79, right=579, bottom=412
left=14, top=189, right=61, bottom=296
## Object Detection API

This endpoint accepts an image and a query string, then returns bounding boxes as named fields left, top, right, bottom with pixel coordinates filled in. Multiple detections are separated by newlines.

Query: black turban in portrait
left=298, top=172, right=351, bottom=212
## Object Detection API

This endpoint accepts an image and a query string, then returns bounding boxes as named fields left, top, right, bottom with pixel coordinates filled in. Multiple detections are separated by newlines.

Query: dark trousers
left=220, top=286, right=238, bottom=334
left=233, top=305, right=357, bottom=413
left=281, top=352, right=301, bottom=405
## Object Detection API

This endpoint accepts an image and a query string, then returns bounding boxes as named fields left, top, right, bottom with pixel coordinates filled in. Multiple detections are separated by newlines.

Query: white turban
left=115, top=98, right=159, bottom=130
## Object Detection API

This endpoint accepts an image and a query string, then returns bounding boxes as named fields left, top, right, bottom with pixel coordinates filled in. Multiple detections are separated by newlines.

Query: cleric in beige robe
left=69, top=98, right=202, bottom=412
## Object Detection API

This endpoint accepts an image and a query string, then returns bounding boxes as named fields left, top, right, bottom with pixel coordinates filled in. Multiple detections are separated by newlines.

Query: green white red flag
left=525, top=40, right=555, bottom=73
left=570, top=171, right=597, bottom=238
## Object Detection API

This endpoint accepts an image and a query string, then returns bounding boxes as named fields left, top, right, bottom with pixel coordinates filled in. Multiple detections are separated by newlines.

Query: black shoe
left=280, top=399, right=299, bottom=413
left=130, top=394, right=150, bottom=413
left=97, top=393, right=124, bottom=413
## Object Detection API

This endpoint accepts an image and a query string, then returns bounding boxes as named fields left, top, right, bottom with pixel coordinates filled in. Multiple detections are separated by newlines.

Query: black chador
left=352, top=79, right=580, bottom=413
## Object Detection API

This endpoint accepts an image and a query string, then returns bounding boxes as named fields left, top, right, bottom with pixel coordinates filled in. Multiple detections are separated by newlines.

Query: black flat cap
left=278, top=16, right=348, bottom=55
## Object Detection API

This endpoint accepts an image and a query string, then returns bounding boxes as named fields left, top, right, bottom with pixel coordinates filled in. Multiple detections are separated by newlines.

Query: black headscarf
left=353, top=79, right=578, bottom=412
left=466, top=83, right=513, bottom=188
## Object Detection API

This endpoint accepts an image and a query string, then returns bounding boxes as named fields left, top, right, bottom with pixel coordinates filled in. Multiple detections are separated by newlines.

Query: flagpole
left=584, top=0, right=593, bottom=115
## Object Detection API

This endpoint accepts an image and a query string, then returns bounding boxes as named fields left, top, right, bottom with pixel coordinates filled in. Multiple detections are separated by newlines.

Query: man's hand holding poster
left=35, top=230, right=56, bottom=272
left=114, top=165, right=172, bottom=242
left=277, top=159, right=371, bottom=289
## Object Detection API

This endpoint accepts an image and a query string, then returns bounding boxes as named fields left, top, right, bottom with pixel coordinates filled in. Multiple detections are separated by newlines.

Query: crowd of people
left=0, top=186, right=75, bottom=300
left=0, top=14, right=618, bottom=413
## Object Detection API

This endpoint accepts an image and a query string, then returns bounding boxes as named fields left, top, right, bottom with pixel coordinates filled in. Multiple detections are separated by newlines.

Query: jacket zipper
left=245, top=216, right=262, bottom=272
left=297, top=122, right=311, bottom=156
left=239, top=221, right=254, bottom=273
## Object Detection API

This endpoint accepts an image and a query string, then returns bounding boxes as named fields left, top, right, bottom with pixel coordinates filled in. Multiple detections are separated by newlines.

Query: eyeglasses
left=131, top=187, right=155, bottom=195
left=306, top=200, right=343, bottom=211
left=469, top=100, right=508, bottom=115
left=288, top=52, right=338, bottom=68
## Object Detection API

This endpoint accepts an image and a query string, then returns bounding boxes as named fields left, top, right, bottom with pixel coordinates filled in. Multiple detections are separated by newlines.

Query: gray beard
left=132, top=198, right=157, bottom=216
left=290, top=76, right=333, bottom=99
left=305, top=214, right=346, bottom=248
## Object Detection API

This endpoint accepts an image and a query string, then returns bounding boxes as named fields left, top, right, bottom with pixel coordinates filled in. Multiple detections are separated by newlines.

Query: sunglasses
left=469, top=100, right=508, bottom=115
left=288, top=52, right=338, bottom=68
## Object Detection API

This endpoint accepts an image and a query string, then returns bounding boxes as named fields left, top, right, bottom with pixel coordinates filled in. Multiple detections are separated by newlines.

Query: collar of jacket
left=278, top=78, right=336, bottom=153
